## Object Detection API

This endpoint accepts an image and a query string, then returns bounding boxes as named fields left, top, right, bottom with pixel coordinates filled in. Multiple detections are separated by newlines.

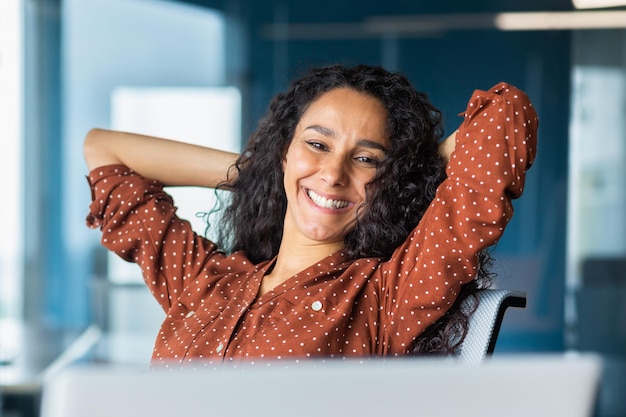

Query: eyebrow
left=305, top=125, right=388, bottom=152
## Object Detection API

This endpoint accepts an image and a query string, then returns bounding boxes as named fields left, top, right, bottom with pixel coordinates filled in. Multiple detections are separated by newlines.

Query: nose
left=319, top=154, right=348, bottom=186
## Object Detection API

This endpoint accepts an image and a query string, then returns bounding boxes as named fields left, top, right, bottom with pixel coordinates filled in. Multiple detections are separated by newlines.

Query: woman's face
left=282, top=87, right=388, bottom=249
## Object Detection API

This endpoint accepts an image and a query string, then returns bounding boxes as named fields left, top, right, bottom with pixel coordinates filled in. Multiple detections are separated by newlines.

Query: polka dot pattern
left=85, top=82, right=538, bottom=365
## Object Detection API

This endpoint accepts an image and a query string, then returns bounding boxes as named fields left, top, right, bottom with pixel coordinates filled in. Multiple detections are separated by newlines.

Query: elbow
left=83, top=128, right=118, bottom=171
left=83, top=128, right=102, bottom=170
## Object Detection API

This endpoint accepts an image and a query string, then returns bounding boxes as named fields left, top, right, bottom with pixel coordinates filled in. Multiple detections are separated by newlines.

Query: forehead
left=304, top=87, right=385, bottom=115
left=297, top=88, right=388, bottom=138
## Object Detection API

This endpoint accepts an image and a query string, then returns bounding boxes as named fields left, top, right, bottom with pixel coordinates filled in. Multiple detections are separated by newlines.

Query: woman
left=85, top=64, right=537, bottom=364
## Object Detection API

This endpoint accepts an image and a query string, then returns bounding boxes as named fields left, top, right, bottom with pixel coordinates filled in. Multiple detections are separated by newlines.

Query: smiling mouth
left=307, top=189, right=350, bottom=209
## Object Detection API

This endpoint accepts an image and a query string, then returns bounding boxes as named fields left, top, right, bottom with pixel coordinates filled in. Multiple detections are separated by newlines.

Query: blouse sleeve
left=379, top=82, right=538, bottom=353
left=85, top=164, right=226, bottom=312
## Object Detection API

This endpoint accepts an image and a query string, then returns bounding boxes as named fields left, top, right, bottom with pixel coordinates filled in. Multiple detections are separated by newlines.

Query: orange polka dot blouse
left=86, top=82, right=538, bottom=365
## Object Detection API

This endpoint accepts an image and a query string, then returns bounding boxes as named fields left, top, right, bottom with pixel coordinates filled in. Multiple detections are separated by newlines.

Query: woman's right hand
left=83, top=128, right=239, bottom=188
left=438, top=131, right=456, bottom=164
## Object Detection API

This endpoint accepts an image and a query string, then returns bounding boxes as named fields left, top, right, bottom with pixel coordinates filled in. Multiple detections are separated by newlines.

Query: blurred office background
left=0, top=0, right=625, bottom=416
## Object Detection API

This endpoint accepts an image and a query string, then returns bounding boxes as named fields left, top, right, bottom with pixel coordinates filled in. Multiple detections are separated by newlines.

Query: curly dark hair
left=216, top=64, right=493, bottom=355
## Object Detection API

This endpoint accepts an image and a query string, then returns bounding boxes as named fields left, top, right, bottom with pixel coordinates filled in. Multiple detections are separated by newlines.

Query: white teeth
left=307, top=189, right=349, bottom=209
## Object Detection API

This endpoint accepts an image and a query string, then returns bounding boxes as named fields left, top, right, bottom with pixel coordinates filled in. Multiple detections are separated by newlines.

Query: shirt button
left=311, top=301, right=323, bottom=311
left=185, top=311, right=195, bottom=319
left=216, top=342, right=224, bottom=353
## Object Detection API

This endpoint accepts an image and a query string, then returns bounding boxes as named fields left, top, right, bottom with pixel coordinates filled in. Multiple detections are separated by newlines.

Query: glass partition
left=0, top=0, right=24, bottom=321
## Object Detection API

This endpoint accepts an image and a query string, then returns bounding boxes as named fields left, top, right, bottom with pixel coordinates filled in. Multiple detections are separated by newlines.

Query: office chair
left=456, top=289, right=527, bottom=364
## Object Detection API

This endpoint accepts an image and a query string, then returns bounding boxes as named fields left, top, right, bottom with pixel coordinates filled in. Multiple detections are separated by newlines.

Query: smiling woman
left=280, top=88, right=388, bottom=257
left=84, top=64, right=537, bottom=364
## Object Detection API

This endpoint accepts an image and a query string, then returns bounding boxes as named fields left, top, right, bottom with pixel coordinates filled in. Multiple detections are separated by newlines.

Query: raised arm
left=83, top=128, right=239, bottom=188
left=380, top=82, right=538, bottom=353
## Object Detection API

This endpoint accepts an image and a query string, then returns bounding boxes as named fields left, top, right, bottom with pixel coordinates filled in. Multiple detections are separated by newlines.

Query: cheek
left=356, top=172, right=378, bottom=198
left=282, top=137, right=300, bottom=170
left=284, top=146, right=315, bottom=176
left=282, top=148, right=308, bottom=192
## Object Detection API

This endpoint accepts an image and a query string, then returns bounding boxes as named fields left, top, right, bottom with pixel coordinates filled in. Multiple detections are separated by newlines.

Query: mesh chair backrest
left=456, top=289, right=526, bottom=365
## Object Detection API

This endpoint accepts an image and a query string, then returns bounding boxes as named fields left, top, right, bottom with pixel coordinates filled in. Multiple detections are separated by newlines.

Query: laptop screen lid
left=40, top=354, right=602, bottom=417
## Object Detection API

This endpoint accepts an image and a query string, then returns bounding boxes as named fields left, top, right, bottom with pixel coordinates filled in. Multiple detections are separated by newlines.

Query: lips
left=307, top=189, right=350, bottom=209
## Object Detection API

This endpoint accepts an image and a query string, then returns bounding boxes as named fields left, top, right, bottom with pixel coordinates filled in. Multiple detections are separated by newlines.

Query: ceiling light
left=572, top=0, right=626, bottom=8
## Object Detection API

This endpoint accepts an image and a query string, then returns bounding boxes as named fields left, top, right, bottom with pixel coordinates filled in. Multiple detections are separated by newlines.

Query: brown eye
left=355, top=155, right=380, bottom=167
left=306, top=141, right=328, bottom=151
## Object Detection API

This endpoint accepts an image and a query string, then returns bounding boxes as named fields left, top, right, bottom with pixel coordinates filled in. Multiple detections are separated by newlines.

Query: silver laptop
left=40, top=354, right=602, bottom=417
